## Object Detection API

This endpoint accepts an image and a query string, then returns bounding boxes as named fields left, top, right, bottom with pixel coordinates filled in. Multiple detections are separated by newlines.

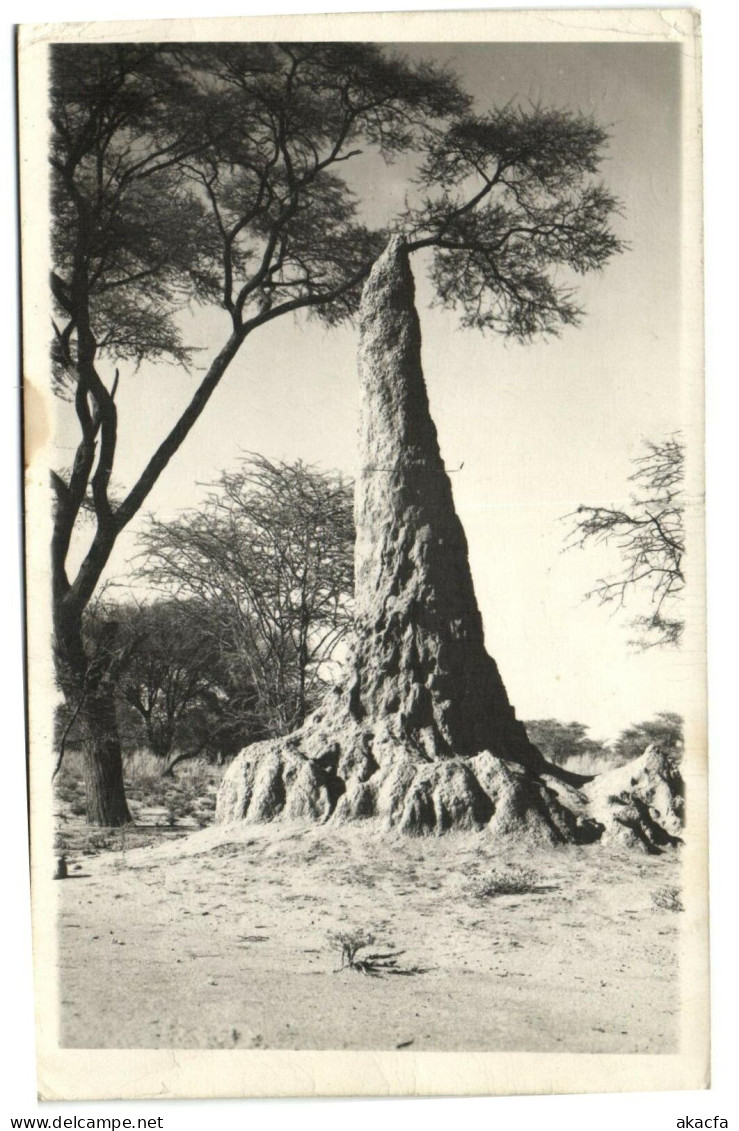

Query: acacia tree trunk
left=78, top=679, right=132, bottom=826
left=54, top=603, right=132, bottom=827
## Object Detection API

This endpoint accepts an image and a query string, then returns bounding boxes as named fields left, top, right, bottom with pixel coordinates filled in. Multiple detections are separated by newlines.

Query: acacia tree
left=566, top=436, right=684, bottom=647
left=614, top=711, right=683, bottom=762
left=113, top=600, right=223, bottom=766
left=56, top=598, right=264, bottom=771
left=524, top=719, right=608, bottom=767
left=107, top=599, right=268, bottom=771
left=137, top=456, right=355, bottom=736
left=49, top=42, right=623, bottom=823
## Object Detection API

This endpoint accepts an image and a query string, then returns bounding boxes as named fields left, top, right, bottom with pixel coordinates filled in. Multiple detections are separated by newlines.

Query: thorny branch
left=564, top=436, right=685, bottom=648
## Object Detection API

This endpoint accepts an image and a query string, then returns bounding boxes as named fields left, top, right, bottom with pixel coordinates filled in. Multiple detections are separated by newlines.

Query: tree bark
left=50, top=330, right=246, bottom=826
left=78, top=681, right=132, bottom=826
left=53, top=603, right=132, bottom=827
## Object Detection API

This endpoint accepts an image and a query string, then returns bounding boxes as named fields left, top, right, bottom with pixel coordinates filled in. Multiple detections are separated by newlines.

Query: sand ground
left=57, top=822, right=681, bottom=1052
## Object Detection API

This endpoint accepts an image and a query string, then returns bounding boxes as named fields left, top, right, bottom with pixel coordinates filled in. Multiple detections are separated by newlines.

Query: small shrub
left=651, top=885, right=683, bottom=912
left=327, top=928, right=403, bottom=976
left=473, top=864, right=542, bottom=898
left=328, top=928, right=375, bottom=968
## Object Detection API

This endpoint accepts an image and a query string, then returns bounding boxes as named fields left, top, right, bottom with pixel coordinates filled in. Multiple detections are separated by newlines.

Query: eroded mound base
left=215, top=700, right=682, bottom=852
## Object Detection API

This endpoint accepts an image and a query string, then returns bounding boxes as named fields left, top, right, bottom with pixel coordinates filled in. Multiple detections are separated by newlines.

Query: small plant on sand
left=328, top=928, right=376, bottom=969
left=651, top=885, right=683, bottom=912
left=474, top=864, right=542, bottom=898
left=327, top=928, right=403, bottom=976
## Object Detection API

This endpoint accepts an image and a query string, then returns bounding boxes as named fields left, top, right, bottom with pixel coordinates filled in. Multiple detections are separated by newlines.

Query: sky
left=56, top=42, right=689, bottom=744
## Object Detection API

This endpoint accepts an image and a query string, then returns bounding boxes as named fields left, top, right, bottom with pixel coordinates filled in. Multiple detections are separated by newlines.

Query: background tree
left=565, top=436, right=685, bottom=648
left=49, top=43, right=623, bottom=822
left=53, top=596, right=259, bottom=773
left=614, top=711, right=684, bottom=763
left=113, top=600, right=224, bottom=768
left=137, top=456, right=355, bottom=737
left=524, top=718, right=608, bottom=768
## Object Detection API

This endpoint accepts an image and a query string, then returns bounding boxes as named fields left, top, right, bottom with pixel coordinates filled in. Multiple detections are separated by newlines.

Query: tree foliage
left=614, top=711, right=683, bottom=763
left=565, top=436, right=685, bottom=648
left=136, top=455, right=355, bottom=736
left=113, top=600, right=224, bottom=764
left=524, top=718, right=608, bottom=767
left=49, top=46, right=218, bottom=391
left=56, top=597, right=264, bottom=769
left=406, top=105, right=623, bottom=338
left=526, top=712, right=683, bottom=769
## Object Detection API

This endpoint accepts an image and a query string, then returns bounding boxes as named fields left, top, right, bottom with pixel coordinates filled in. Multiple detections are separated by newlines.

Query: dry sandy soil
left=57, top=821, right=681, bottom=1052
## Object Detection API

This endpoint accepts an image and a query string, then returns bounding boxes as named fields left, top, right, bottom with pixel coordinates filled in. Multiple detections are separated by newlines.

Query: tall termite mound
left=348, top=234, right=538, bottom=768
left=216, top=237, right=683, bottom=850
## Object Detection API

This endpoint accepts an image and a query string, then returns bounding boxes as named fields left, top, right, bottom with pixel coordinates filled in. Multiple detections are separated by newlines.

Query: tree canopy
left=614, top=712, right=683, bottom=763
left=50, top=44, right=623, bottom=598
left=113, top=600, right=224, bottom=764
left=407, top=105, right=622, bottom=338
left=137, top=455, right=355, bottom=736
left=524, top=718, right=608, bottom=768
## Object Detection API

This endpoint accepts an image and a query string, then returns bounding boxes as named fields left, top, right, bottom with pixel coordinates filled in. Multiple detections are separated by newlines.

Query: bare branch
left=564, top=435, right=685, bottom=648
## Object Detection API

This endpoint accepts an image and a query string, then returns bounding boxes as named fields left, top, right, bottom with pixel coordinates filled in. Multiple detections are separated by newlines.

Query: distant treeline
left=524, top=713, right=683, bottom=770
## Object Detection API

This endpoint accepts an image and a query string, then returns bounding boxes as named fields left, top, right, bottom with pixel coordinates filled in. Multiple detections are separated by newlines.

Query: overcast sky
left=56, top=41, right=688, bottom=743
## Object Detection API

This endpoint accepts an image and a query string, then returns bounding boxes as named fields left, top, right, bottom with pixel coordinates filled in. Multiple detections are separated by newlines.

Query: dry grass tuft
left=651, top=885, right=683, bottom=912
left=473, top=864, right=543, bottom=898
